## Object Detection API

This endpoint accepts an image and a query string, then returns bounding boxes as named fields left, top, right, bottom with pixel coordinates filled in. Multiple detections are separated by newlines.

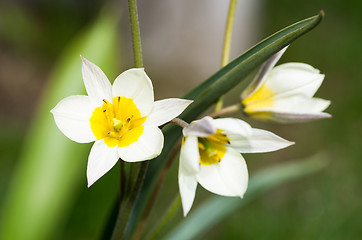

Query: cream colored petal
left=256, top=110, right=332, bottom=123
left=196, top=148, right=248, bottom=197
left=183, top=116, right=216, bottom=137
left=247, top=96, right=331, bottom=123
left=265, top=63, right=325, bottom=98
left=241, top=46, right=288, bottom=99
left=228, top=128, right=294, bottom=153
left=145, top=98, right=193, bottom=126
left=272, top=97, right=331, bottom=113
left=81, top=56, right=112, bottom=106
left=211, top=118, right=252, bottom=137
left=118, top=126, right=163, bottom=162
left=112, top=68, right=154, bottom=117
left=180, top=136, right=200, bottom=175
left=178, top=166, right=198, bottom=217
left=87, top=139, right=119, bottom=187
left=50, top=95, right=96, bottom=143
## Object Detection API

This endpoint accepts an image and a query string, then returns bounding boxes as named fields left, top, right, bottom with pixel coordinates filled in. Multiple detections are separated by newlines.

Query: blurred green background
left=0, top=0, right=361, bottom=239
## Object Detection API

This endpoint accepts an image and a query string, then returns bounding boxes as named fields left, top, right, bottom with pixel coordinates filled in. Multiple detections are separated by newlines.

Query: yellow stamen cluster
left=90, top=96, right=147, bottom=147
left=198, top=129, right=230, bottom=165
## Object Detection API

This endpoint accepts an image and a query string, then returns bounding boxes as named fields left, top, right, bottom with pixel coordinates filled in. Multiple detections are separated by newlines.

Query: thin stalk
left=120, top=160, right=126, bottom=202
left=128, top=0, right=143, bottom=68
left=111, top=162, right=149, bottom=240
left=132, top=141, right=182, bottom=240
left=209, top=103, right=241, bottom=118
left=147, top=195, right=182, bottom=240
left=171, top=118, right=189, bottom=128
left=214, top=0, right=238, bottom=111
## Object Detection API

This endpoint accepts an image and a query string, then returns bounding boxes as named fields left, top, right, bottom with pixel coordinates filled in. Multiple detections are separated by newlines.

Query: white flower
left=178, top=116, right=294, bottom=216
left=241, top=47, right=331, bottom=123
left=51, top=56, right=193, bottom=187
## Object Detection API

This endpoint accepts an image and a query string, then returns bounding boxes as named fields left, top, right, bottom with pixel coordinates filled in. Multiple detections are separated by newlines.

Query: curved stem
left=111, top=162, right=149, bottom=240
left=132, top=141, right=182, bottom=240
left=128, top=0, right=143, bottom=68
left=209, top=103, right=240, bottom=118
left=171, top=118, right=189, bottom=128
left=215, top=0, right=238, bottom=111
left=220, top=0, right=237, bottom=68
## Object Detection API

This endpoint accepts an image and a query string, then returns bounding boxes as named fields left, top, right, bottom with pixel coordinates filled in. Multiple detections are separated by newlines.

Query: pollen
left=89, top=97, right=147, bottom=148
left=198, top=129, right=230, bottom=165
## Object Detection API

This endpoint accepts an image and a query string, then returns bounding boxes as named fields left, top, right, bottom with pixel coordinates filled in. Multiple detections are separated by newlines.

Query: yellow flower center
left=242, top=83, right=275, bottom=109
left=89, top=96, right=147, bottom=148
left=242, top=83, right=275, bottom=119
left=198, top=129, right=230, bottom=165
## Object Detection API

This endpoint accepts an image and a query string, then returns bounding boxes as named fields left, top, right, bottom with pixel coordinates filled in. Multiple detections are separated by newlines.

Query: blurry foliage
left=0, top=0, right=102, bottom=57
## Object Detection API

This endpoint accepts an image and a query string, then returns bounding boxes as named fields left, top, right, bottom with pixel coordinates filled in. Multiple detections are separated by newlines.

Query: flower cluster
left=51, top=47, right=330, bottom=216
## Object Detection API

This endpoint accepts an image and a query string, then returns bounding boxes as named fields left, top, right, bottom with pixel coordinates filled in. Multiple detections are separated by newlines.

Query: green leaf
left=162, top=154, right=328, bottom=240
left=126, top=12, right=324, bottom=236
left=0, top=9, right=119, bottom=240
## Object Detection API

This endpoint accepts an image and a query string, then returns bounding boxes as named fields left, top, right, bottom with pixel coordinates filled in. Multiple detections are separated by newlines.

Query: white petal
left=112, top=68, right=154, bottom=117
left=196, top=148, right=248, bottom=197
left=87, top=139, right=119, bottom=187
left=272, top=97, right=330, bottom=113
left=211, top=118, right=252, bottom=137
left=180, top=136, right=200, bottom=175
left=145, top=98, right=193, bottom=126
left=81, top=56, right=112, bottom=106
left=118, top=126, right=163, bottom=162
left=229, top=128, right=294, bottom=153
left=183, top=116, right=216, bottom=137
left=249, top=96, right=331, bottom=123
left=51, top=95, right=96, bottom=143
left=265, top=63, right=325, bottom=98
left=241, top=46, right=288, bottom=99
left=178, top=167, right=198, bottom=217
left=263, top=111, right=332, bottom=123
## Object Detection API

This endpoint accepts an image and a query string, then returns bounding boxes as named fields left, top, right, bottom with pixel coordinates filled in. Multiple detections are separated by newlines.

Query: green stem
left=147, top=195, right=181, bottom=240
left=131, top=141, right=182, bottom=240
left=214, top=0, right=237, bottom=112
left=111, top=162, right=149, bottom=240
left=110, top=1, right=146, bottom=239
left=209, top=103, right=241, bottom=118
left=128, top=0, right=143, bottom=68
left=120, top=160, right=126, bottom=202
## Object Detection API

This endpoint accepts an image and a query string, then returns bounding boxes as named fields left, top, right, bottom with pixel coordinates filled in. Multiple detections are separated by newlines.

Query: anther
left=103, top=109, right=106, bottom=112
